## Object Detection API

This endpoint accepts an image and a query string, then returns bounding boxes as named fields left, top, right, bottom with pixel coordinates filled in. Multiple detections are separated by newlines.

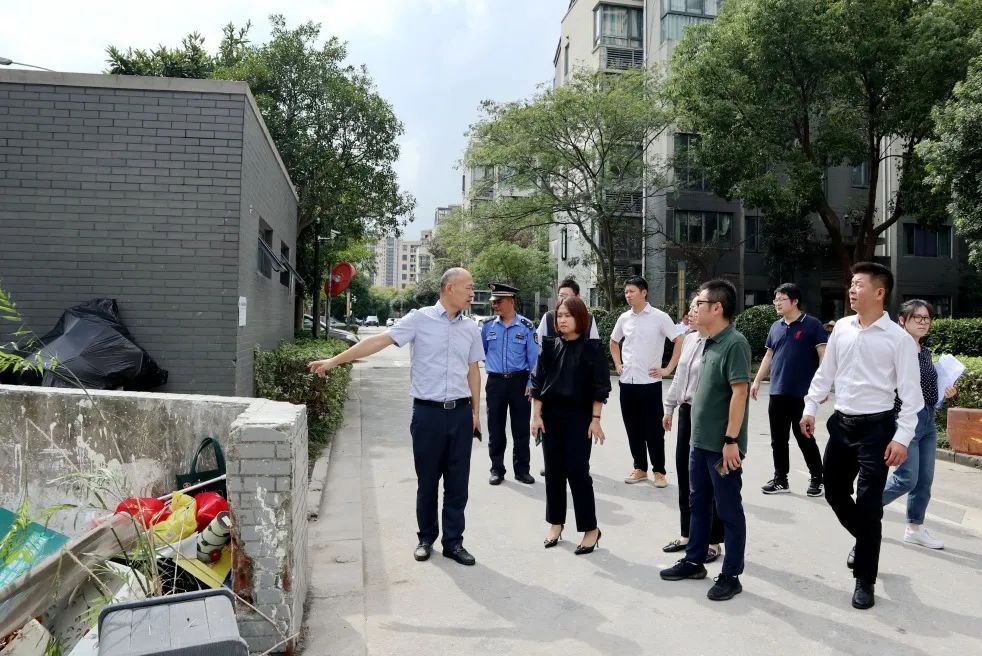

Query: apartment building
left=370, top=234, right=432, bottom=290
left=433, top=204, right=460, bottom=229
left=550, top=0, right=960, bottom=316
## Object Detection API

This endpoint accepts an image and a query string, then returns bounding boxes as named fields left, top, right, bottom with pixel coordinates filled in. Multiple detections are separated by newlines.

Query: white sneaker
left=904, top=526, right=944, bottom=550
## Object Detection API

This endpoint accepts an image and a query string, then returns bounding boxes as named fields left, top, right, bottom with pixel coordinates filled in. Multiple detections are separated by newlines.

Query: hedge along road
left=304, top=326, right=982, bottom=656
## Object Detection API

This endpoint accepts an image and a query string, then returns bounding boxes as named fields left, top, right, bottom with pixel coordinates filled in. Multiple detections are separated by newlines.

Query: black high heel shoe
left=543, top=524, right=564, bottom=549
left=575, top=529, right=602, bottom=555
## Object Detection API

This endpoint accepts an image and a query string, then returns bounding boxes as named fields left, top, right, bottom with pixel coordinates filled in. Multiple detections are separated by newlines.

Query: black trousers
left=410, top=401, right=473, bottom=549
left=823, top=411, right=896, bottom=584
left=685, top=447, right=747, bottom=577
left=542, top=400, right=597, bottom=533
left=769, top=394, right=824, bottom=480
left=676, top=403, right=724, bottom=542
left=620, top=382, right=666, bottom=474
left=486, top=374, right=532, bottom=476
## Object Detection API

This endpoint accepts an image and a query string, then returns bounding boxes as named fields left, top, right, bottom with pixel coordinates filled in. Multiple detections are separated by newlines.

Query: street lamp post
left=0, top=57, right=54, bottom=72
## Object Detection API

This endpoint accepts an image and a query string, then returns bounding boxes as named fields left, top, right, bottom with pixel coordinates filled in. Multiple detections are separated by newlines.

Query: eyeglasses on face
left=908, top=314, right=931, bottom=324
left=694, top=300, right=717, bottom=307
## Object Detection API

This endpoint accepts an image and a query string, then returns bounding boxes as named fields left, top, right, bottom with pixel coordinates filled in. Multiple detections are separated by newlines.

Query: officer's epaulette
left=520, top=317, right=535, bottom=331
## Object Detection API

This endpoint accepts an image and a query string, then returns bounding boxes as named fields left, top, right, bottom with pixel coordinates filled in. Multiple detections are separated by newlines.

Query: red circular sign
left=326, top=262, right=356, bottom=297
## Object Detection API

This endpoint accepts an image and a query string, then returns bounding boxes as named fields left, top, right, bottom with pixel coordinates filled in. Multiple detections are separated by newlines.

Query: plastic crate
left=97, top=589, right=248, bottom=656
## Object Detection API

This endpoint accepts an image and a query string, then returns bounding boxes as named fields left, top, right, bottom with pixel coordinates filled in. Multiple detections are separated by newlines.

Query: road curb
left=936, top=447, right=982, bottom=470
left=307, top=365, right=360, bottom=520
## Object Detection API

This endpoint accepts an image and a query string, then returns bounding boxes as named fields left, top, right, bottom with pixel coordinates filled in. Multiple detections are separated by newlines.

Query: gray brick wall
left=0, top=73, right=297, bottom=395
left=235, top=105, right=299, bottom=396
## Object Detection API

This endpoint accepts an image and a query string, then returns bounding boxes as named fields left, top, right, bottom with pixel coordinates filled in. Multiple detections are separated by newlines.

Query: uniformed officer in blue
left=308, top=267, right=484, bottom=567
left=482, top=282, right=539, bottom=486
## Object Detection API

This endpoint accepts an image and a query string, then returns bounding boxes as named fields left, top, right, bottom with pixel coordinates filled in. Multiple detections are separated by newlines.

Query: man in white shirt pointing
left=801, top=262, right=922, bottom=611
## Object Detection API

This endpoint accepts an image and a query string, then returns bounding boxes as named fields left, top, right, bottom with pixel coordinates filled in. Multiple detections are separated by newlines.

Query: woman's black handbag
left=175, top=437, right=227, bottom=497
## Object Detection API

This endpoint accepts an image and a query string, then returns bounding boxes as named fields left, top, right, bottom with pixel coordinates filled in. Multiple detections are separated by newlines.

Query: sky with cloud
left=0, top=0, right=568, bottom=238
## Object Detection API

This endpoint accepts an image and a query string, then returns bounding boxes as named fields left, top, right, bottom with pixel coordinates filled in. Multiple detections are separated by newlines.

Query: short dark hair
left=558, top=278, right=580, bottom=296
left=774, top=282, right=802, bottom=306
left=624, top=276, right=648, bottom=294
left=851, top=261, right=894, bottom=298
left=699, top=279, right=738, bottom=320
left=555, top=296, right=591, bottom=335
left=899, top=299, right=935, bottom=322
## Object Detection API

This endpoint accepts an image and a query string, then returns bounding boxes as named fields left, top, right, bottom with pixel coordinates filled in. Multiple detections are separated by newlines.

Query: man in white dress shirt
left=801, top=262, right=923, bottom=610
left=610, top=276, right=685, bottom=487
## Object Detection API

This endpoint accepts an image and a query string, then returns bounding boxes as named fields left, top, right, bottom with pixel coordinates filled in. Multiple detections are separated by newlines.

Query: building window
left=903, top=223, right=952, bottom=258
left=850, top=161, right=870, bottom=188
left=561, top=227, right=569, bottom=261
left=564, top=43, right=569, bottom=79
left=402, top=264, right=407, bottom=270
left=257, top=222, right=274, bottom=278
left=745, top=216, right=763, bottom=253
left=594, top=5, right=643, bottom=49
left=674, top=133, right=709, bottom=191
left=661, top=1, right=717, bottom=43
left=674, top=211, right=733, bottom=245
left=279, top=242, right=290, bottom=287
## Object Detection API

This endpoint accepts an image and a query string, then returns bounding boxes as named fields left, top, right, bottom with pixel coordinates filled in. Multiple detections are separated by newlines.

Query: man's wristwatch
left=723, top=436, right=738, bottom=445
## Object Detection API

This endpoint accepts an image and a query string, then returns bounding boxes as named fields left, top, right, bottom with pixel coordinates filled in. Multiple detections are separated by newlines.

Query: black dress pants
left=620, top=382, right=666, bottom=474
left=542, top=400, right=597, bottom=532
left=823, top=411, right=896, bottom=584
left=769, top=394, right=824, bottom=480
left=676, top=403, right=724, bottom=542
left=411, top=401, right=473, bottom=549
left=487, top=374, right=532, bottom=476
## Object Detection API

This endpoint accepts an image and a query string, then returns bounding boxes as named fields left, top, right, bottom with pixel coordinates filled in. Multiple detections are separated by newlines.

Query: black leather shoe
left=515, top=472, right=535, bottom=484
left=489, top=473, right=503, bottom=486
left=413, top=542, right=431, bottom=562
left=662, top=538, right=687, bottom=553
left=660, top=558, right=708, bottom=581
left=847, top=547, right=856, bottom=570
left=442, top=545, right=476, bottom=566
left=574, top=529, right=602, bottom=555
left=852, top=580, right=875, bottom=609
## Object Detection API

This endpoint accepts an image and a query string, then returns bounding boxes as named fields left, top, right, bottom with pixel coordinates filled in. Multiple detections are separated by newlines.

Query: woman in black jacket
left=530, top=296, right=611, bottom=554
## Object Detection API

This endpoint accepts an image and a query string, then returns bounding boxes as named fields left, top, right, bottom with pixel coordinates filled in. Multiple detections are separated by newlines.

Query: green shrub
left=734, top=304, right=777, bottom=357
left=936, top=356, right=982, bottom=436
left=255, top=338, right=352, bottom=460
left=923, top=318, right=982, bottom=357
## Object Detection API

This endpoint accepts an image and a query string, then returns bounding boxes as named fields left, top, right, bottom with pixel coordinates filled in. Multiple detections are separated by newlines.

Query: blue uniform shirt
left=765, top=313, right=828, bottom=397
left=482, top=313, right=539, bottom=386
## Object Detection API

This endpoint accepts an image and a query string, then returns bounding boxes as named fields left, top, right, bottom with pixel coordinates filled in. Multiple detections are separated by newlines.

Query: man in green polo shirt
left=660, top=279, right=751, bottom=602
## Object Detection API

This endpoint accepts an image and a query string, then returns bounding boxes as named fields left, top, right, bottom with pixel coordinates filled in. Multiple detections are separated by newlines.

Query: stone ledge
left=936, top=447, right=982, bottom=470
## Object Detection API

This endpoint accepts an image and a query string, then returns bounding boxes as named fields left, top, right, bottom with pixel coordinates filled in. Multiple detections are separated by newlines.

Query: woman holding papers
left=882, top=300, right=958, bottom=549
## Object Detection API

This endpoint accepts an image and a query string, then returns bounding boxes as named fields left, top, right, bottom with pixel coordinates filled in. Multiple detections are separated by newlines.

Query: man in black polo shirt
left=751, top=283, right=827, bottom=497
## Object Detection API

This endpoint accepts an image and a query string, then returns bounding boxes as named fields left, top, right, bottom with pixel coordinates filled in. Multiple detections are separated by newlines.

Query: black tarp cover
left=19, top=298, right=168, bottom=390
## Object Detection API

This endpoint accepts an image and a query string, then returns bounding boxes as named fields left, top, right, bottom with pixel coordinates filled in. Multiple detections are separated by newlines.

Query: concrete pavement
left=303, top=329, right=982, bottom=656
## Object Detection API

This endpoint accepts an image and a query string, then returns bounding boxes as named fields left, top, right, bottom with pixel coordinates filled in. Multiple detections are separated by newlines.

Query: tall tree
left=466, top=69, right=673, bottom=309
left=921, top=52, right=982, bottom=270
left=669, top=0, right=982, bottom=285
left=107, top=16, right=415, bottom=311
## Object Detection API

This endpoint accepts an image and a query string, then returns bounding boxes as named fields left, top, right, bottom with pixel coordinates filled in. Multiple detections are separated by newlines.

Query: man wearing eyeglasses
left=750, top=283, right=827, bottom=497
left=482, top=283, right=539, bottom=486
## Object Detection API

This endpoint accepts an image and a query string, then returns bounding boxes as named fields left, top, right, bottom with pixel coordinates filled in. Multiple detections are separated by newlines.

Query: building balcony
left=601, top=46, right=644, bottom=71
left=605, top=190, right=643, bottom=215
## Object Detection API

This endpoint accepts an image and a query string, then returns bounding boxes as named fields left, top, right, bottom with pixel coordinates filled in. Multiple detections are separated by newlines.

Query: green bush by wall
left=255, top=338, right=352, bottom=460
left=923, top=318, right=982, bottom=357
left=734, top=304, right=777, bottom=358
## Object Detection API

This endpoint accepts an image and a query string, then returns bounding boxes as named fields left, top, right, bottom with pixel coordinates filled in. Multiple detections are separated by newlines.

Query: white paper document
left=935, top=354, right=966, bottom=408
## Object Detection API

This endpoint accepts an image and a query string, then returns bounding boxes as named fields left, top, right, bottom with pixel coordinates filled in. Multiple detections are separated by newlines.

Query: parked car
left=365, top=316, right=379, bottom=326
left=302, top=315, right=359, bottom=346
left=386, top=317, right=396, bottom=327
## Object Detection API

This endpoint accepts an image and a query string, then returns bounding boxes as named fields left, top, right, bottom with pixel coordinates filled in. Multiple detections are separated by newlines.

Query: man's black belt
left=834, top=409, right=896, bottom=426
left=414, top=397, right=471, bottom=410
left=487, top=371, right=529, bottom=379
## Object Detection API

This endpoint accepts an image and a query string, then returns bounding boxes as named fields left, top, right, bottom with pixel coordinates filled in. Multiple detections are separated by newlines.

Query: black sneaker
left=761, top=478, right=790, bottom=494
left=659, top=559, right=707, bottom=581
left=806, top=478, right=824, bottom=497
left=707, top=574, right=743, bottom=601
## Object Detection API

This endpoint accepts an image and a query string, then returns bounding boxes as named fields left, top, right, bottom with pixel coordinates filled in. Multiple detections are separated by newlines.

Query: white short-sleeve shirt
left=610, top=303, right=685, bottom=384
